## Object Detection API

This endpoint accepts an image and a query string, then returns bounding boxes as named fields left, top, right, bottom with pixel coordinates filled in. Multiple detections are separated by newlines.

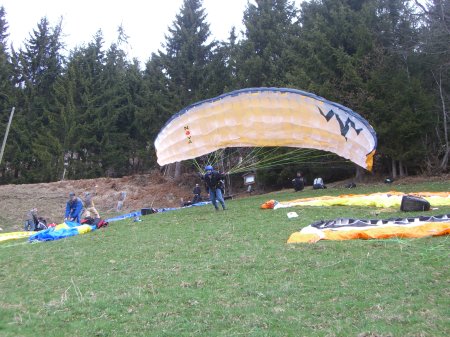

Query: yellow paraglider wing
left=155, top=88, right=377, bottom=170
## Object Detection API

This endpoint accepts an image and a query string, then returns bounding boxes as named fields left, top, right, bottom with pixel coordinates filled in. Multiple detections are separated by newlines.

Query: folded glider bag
left=287, top=214, right=450, bottom=243
left=261, top=191, right=450, bottom=209
left=155, top=88, right=377, bottom=170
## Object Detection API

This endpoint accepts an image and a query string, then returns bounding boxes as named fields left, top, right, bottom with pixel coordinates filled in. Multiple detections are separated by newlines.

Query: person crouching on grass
left=64, top=192, right=83, bottom=223
left=202, top=165, right=226, bottom=211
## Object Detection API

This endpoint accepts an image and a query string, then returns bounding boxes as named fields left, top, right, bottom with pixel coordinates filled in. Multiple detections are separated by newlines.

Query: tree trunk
left=399, top=160, right=405, bottom=177
left=436, top=70, right=449, bottom=170
left=225, top=175, right=232, bottom=195
left=433, top=68, right=450, bottom=171
left=354, top=165, right=364, bottom=182
left=174, top=162, right=181, bottom=179
left=226, top=156, right=232, bottom=195
left=391, top=158, right=397, bottom=178
left=164, top=164, right=173, bottom=178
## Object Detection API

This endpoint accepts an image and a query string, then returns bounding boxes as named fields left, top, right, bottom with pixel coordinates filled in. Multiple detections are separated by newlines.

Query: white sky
left=1, top=0, right=252, bottom=65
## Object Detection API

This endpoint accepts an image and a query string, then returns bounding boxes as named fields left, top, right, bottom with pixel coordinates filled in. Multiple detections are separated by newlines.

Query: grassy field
left=1, top=181, right=449, bottom=337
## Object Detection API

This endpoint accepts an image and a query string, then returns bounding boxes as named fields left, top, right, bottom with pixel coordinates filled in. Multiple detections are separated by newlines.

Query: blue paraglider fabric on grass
left=28, top=221, right=96, bottom=242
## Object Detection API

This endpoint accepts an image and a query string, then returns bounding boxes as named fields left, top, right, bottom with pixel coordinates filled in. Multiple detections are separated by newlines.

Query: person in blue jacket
left=202, top=165, right=227, bottom=211
left=64, top=192, right=83, bottom=223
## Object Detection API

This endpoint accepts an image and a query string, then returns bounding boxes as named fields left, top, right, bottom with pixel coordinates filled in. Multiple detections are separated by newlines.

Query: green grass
left=1, top=181, right=449, bottom=337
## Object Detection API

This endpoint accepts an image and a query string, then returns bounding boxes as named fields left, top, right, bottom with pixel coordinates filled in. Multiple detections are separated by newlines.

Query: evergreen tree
left=97, top=32, right=136, bottom=177
left=156, top=0, right=216, bottom=177
left=0, top=0, right=446, bottom=183
left=363, top=0, right=434, bottom=175
left=141, top=53, right=173, bottom=167
left=0, top=6, right=17, bottom=182
left=58, top=28, right=150, bottom=178
left=54, top=32, right=106, bottom=179
left=13, top=17, right=64, bottom=182
left=298, top=0, right=372, bottom=102
left=207, top=27, right=239, bottom=93
left=160, top=0, right=214, bottom=107
left=417, top=0, right=450, bottom=171
left=0, top=6, right=13, bottom=108
left=124, top=59, right=150, bottom=173
left=237, top=0, right=300, bottom=87
left=296, top=0, right=436, bottom=176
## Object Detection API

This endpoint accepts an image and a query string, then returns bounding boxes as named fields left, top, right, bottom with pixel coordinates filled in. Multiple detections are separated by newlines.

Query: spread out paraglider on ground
left=154, top=87, right=377, bottom=173
left=259, top=191, right=450, bottom=243
left=261, top=191, right=450, bottom=209
left=287, top=213, right=450, bottom=243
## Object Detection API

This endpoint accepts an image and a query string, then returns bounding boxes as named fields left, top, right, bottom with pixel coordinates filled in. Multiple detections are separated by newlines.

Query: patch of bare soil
left=0, top=170, right=202, bottom=231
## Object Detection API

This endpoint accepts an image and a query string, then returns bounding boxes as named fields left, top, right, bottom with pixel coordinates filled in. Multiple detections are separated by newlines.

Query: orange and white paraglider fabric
left=287, top=214, right=450, bottom=243
left=155, top=88, right=377, bottom=170
left=261, top=191, right=450, bottom=209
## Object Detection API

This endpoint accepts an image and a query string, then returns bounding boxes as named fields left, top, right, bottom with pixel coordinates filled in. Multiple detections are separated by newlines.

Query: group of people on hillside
left=27, top=166, right=332, bottom=228
left=24, top=164, right=230, bottom=232
left=197, top=166, right=330, bottom=211
left=28, top=164, right=228, bottom=231
left=65, top=164, right=228, bottom=220
left=24, top=191, right=101, bottom=231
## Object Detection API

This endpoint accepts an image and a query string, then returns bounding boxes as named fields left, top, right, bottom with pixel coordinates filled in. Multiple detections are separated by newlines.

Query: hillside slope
left=0, top=172, right=447, bottom=232
left=0, top=171, right=198, bottom=231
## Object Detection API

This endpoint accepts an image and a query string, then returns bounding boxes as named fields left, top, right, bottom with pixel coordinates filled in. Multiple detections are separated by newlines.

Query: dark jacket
left=292, top=176, right=304, bottom=191
left=203, top=171, right=225, bottom=191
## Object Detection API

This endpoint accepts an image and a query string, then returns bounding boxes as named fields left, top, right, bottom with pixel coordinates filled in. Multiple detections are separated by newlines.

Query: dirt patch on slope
left=0, top=170, right=198, bottom=231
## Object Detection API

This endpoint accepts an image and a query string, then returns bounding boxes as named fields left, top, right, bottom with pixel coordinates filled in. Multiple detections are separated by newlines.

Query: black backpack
left=400, top=195, right=430, bottom=212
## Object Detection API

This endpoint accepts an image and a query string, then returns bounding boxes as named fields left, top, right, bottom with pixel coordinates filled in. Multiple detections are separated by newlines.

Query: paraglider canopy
left=155, top=87, right=377, bottom=171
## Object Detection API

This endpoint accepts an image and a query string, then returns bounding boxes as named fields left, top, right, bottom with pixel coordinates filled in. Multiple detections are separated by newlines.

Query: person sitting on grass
left=192, top=183, right=202, bottom=204
left=313, top=177, right=327, bottom=189
left=24, top=208, right=47, bottom=231
left=292, top=172, right=305, bottom=192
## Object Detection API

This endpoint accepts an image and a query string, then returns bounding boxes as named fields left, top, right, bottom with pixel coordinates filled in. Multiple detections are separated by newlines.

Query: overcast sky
left=1, top=0, right=252, bottom=64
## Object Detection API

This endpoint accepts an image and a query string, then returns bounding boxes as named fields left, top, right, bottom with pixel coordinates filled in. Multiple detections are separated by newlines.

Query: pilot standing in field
left=202, top=165, right=227, bottom=211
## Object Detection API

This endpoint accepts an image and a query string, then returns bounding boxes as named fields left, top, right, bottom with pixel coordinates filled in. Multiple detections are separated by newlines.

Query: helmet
left=204, top=165, right=213, bottom=171
left=69, top=192, right=75, bottom=197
